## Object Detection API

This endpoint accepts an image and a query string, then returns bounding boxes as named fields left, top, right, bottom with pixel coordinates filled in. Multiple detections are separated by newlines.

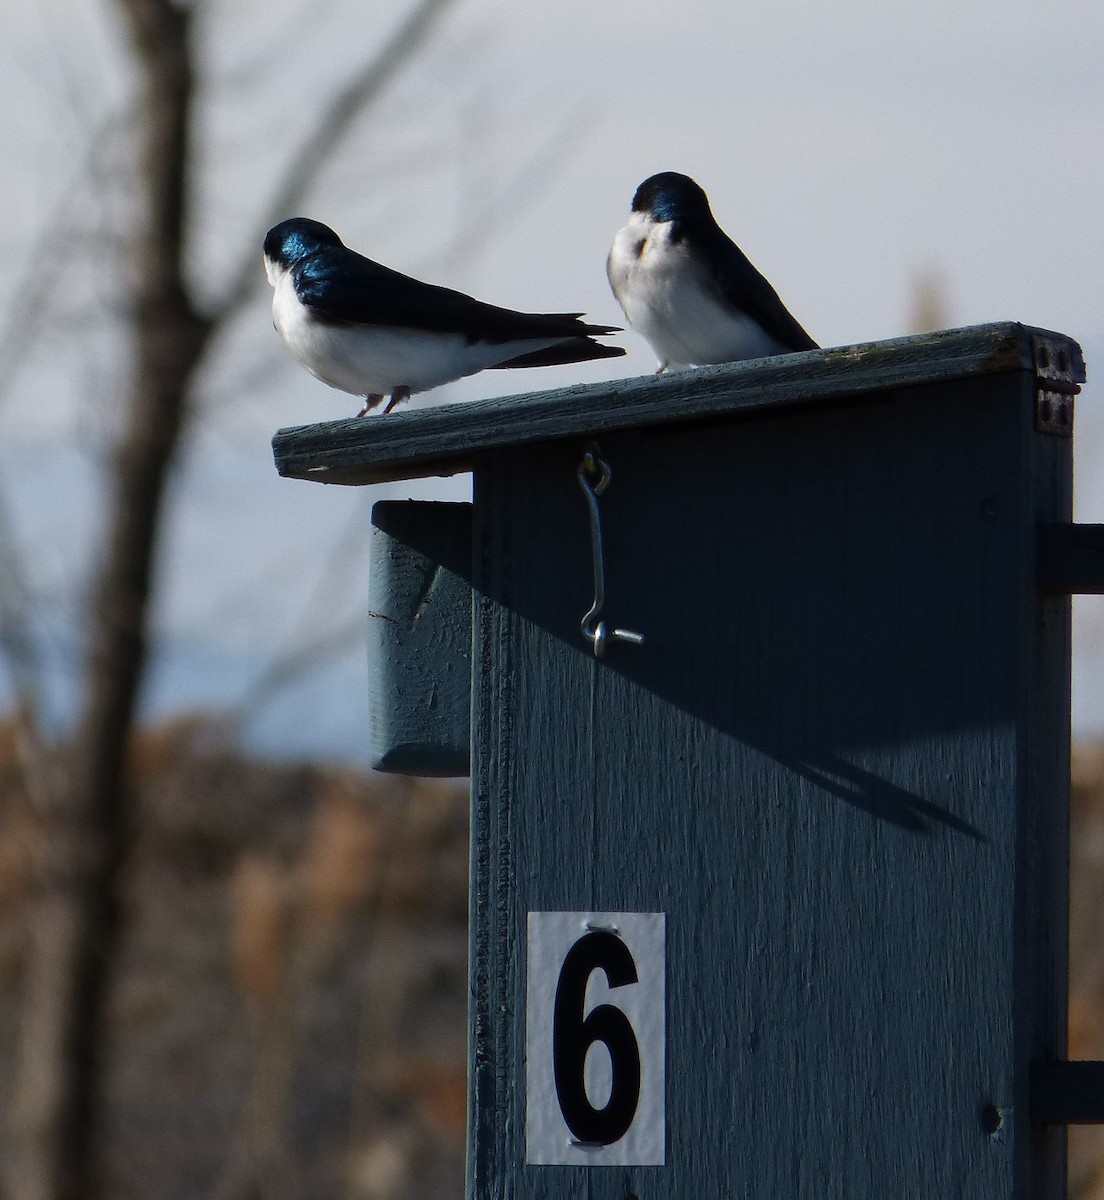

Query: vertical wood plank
left=469, top=455, right=517, bottom=1200
left=1023, top=393, right=1073, bottom=1197
left=470, top=372, right=1071, bottom=1200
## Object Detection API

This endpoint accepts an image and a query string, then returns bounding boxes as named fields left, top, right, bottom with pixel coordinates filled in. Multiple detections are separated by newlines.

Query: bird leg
left=357, top=394, right=385, bottom=417
left=382, top=386, right=412, bottom=414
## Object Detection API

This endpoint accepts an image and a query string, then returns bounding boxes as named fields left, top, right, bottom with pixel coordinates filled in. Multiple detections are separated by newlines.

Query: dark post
left=274, top=322, right=1095, bottom=1199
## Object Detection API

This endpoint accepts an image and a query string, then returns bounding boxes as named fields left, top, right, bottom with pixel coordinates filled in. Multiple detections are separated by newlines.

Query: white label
left=526, top=911, right=665, bottom=1165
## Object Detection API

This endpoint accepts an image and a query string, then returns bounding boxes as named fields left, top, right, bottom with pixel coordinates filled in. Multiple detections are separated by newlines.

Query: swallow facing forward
left=264, top=218, right=624, bottom=414
left=607, top=172, right=817, bottom=373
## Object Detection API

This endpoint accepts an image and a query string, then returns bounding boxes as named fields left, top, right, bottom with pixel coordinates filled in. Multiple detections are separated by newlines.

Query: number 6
left=552, top=930, right=642, bottom=1145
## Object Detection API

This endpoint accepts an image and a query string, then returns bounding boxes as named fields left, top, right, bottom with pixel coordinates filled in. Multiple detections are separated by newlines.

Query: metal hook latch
left=576, top=445, right=644, bottom=658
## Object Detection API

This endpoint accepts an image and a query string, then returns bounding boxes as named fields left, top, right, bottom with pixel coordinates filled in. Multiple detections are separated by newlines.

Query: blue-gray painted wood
left=361, top=514, right=1104, bottom=780
left=469, top=368, right=1072, bottom=1200
left=272, top=323, right=1085, bottom=486
left=268, top=321, right=1083, bottom=1193
left=1031, top=1062, right=1104, bottom=1124
left=1038, top=523, right=1104, bottom=593
left=356, top=510, right=1104, bottom=779
left=367, top=501, right=472, bottom=776
left=1024, top=401, right=1073, bottom=1198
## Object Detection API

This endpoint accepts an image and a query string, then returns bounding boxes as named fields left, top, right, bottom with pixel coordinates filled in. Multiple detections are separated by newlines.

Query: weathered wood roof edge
left=272, top=321, right=1084, bottom=486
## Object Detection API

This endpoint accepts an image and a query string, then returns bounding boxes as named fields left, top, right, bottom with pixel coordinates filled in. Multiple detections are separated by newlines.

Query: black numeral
left=552, top=931, right=641, bottom=1145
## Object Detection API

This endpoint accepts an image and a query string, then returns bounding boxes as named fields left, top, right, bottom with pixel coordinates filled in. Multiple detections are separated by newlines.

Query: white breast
left=270, top=269, right=560, bottom=398
left=608, top=212, right=785, bottom=368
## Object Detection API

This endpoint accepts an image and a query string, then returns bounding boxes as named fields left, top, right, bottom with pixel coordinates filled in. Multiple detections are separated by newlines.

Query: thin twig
left=212, top=0, right=457, bottom=322
left=0, top=113, right=128, bottom=412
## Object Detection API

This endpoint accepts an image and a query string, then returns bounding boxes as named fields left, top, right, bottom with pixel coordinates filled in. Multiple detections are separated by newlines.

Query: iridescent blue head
left=630, top=172, right=713, bottom=224
left=264, top=218, right=343, bottom=269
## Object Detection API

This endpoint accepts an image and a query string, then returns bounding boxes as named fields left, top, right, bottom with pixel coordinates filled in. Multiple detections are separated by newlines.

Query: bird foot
left=655, top=361, right=669, bottom=375
left=382, top=386, right=412, bottom=414
left=357, top=394, right=385, bottom=417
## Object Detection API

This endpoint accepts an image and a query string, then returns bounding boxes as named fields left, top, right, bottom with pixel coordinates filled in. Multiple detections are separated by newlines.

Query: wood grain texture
left=367, top=501, right=472, bottom=776
left=469, top=371, right=1072, bottom=1199
left=273, top=322, right=1084, bottom=486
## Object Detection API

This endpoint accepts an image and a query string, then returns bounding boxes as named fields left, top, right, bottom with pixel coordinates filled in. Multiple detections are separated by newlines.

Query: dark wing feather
left=689, top=224, right=818, bottom=352
left=491, top=339, right=625, bottom=369
left=294, top=247, right=620, bottom=343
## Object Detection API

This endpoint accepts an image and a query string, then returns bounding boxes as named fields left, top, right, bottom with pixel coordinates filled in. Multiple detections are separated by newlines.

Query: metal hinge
left=1032, top=334, right=1079, bottom=436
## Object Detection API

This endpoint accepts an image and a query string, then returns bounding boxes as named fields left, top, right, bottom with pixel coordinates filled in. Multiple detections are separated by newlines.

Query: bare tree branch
left=229, top=616, right=367, bottom=734
left=7, top=4, right=462, bottom=1191
left=0, top=113, right=128, bottom=413
left=222, top=498, right=372, bottom=731
left=435, top=101, right=590, bottom=278
left=7, top=1, right=210, bottom=1194
left=0, top=473, right=61, bottom=819
left=212, top=0, right=456, bottom=321
left=0, top=480, right=43, bottom=719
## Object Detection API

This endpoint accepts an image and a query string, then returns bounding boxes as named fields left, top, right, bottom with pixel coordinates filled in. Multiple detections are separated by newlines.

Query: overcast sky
left=3, top=0, right=1104, bottom=754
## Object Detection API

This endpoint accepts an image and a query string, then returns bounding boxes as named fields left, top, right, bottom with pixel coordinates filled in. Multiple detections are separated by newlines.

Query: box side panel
left=470, top=375, right=1059, bottom=1200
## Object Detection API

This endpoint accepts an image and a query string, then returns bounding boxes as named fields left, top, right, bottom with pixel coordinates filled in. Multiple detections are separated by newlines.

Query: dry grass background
left=0, top=717, right=1102, bottom=1196
left=1070, top=746, right=1104, bottom=1199
left=0, top=716, right=469, bottom=1199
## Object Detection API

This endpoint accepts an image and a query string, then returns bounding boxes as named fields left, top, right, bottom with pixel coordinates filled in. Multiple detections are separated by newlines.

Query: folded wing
left=295, top=248, right=622, bottom=346
left=695, top=226, right=818, bottom=353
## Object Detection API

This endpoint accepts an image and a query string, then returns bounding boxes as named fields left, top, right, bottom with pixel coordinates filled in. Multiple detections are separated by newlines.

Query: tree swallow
left=264, top=218, right=625, bottom=414
left=607, top=172, right=817, bottom=373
